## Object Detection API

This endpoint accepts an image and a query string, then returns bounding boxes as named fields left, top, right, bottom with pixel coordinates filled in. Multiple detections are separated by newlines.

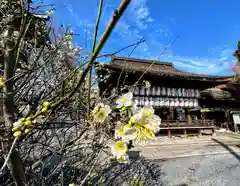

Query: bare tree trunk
left=3, top=26, right=27, bottom=186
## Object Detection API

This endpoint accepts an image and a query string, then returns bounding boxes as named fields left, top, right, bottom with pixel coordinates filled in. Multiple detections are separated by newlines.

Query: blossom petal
left=92, top=103, right=111, bottom=123
left=124, top=100, right=133, bottom=107
left=125, top=92, right=133, bottom=100
left=111, top=140, right=128, bottom=157
left=116, top=103, right=123, bottom=108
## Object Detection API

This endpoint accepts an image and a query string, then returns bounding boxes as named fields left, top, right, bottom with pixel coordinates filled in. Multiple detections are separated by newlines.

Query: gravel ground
left=153, top=152, right=240, bottom=186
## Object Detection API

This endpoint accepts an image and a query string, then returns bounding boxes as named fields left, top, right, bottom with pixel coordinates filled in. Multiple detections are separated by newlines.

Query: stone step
left=136, top=145, right=240, bottom=160
left=136, top=140, right=240, bottom=149
left=136, top=143, right=236, bottom=152
left=135, top=137, right=240, bottom=147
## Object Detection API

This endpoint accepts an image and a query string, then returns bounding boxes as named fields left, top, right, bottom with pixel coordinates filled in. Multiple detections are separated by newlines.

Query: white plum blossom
left=92, top=103, right=111, bottom=123
left=140, top=106, right=155, bottom=117
left=111, top=140, right=129, bottom=164
left=121, top=125, right=138, bottom=141
left=115, top=122, right=138, bottom=142
left=13, top=120, right=23, bottom=128
left=116, top=92, right=133, bottom=108
left=145, top=114, right=161, bottom=133
left=115, top=106, right=161, bottom=145
left=69, top=184, right=77, bottom=186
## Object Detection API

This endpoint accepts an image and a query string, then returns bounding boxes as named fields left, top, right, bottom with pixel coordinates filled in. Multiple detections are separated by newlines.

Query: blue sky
left=38, top=0, right=240, bottom=75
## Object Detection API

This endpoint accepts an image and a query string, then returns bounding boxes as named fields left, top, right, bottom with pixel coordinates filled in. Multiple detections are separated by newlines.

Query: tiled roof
left=200, top=88, right=233, bottom=100
left=99, top=56, right=234, bottom=81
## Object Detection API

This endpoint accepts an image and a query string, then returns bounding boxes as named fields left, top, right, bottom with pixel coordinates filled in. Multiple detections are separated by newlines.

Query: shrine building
left=96, top=56, right=240, bottom=137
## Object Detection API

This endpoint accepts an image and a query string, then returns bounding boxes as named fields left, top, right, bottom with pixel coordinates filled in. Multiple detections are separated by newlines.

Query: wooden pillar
left=202, top=112, right=206, bottom=126
left=225, top=110, right=230, bottom=130
left=171, top=109, right=174, bottom=121
left=198, top=129, right=202, bottom=136
left=184, top=129, right=187, bottom=137
left=170, top=108, right=174, bottom=121
left=187, top=111, right=192, bottom=125
left=168, top=129, right=171, bottom=138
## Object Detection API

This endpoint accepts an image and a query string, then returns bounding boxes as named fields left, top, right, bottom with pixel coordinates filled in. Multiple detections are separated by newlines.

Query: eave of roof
left=97, top=56, right=234, bottom=81
left=102, top=56, right=234, bottom=80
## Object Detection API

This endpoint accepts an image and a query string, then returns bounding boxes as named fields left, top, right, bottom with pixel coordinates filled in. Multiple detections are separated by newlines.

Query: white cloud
left=165, top=53, right=235, bottom=75
left=146, top=17, right=154, bottom=23
left=158, top=46, right=236, bottom=76
left=219, top=48, right=233, bottom=62
left=130, top=0, right=154, bottom=30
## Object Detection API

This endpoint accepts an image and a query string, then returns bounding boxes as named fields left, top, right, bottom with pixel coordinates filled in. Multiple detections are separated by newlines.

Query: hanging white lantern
left=182, top=88, right=186, bottom=97
left=193, top=99, right=198, bottom=107
left=167, top=88, right=171, bottom=96
left=195, top=89, right=200, bottom=98
left=161, top=87, right=166, bottom=96
left=184, top=99, right=189, bottom=107
left=133, top=87, right=139, bottom=96
left=170, top=99, right=175, bottom=107
left=186, top=89, right=189, bottom=97
left=191, top=89, right=195, bottom=97
left=139, top=97, right=143, bottom=106
left=174, top=98, right=179, bottom=107
left=151, top=86, right=156, bottom=96
left=179, top=98, right=184, bottom=107
left=140, top=87, right=145, bottom=96
left=146, top=87, right=151, bottom=96
left=161, top=98, right=165, bottom=107
left=141, top=97, right=145, bottom=106
left=175, top=88, right=179, bottom=97
left=189, top=89, right=193, bottom=97
left=189, top=99, right=194, bottom=107
left=149, top=97, right=154, bottom=106
left=159, top=97, right=164, bottom=107
left=188, top=89, right=191, bottom=97
left=153, top=97, right=157, bottom=107
left=156, top=86, right=161, bottom=96
left=144, top=97, right=149, bottom=106
left=165, top=98, right=170, bottom=107
left=154, top=98, right=159, bottom=107
left=171, top=88, right=176, bottom=97
left=137, top=97, right=141, bottom=106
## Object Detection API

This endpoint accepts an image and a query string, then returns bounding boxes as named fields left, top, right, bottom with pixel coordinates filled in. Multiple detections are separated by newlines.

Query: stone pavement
left=157, top=152, right=240, bottom=186
left=132, top=131, right=240, bottom=186
left=133, top=131, right=240, bottom=160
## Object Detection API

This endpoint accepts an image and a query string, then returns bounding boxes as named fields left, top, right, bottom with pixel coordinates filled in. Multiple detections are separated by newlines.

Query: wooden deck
left=159, top=120, right=215, bottom=138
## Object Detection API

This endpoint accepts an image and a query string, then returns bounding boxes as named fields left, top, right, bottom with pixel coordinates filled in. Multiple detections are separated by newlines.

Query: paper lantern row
left=134, top=87, right=200, bottom=98
left=133, top=97, right=199, bottom=108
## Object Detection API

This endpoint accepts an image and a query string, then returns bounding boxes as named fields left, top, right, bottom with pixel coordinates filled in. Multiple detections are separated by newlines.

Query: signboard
left=233, top=114, right=240, bottom=124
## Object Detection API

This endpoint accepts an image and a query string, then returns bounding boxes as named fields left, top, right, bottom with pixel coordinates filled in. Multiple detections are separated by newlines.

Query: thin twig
left=0, top=137, right=19, bottom=173
left=116, top=36, right=145, bottom=89
left=135, top=39, right=176, bottom=85
left=88, top=0, right=103, bottom=114
left=79, top=148, right=103, bottom=186
left=97, top=38, right=145, bottom=58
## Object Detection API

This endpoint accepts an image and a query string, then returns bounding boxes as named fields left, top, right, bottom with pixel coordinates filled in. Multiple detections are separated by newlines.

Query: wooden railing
left=159, top=119, right=216, bottom=138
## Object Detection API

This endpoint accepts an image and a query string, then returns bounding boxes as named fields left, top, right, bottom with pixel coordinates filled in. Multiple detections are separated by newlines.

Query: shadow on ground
left=212, top=138, right=240, bottom=161
left=93, top=150, right=168, bottom=186
left=20, top=150, right=168, bottom=186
